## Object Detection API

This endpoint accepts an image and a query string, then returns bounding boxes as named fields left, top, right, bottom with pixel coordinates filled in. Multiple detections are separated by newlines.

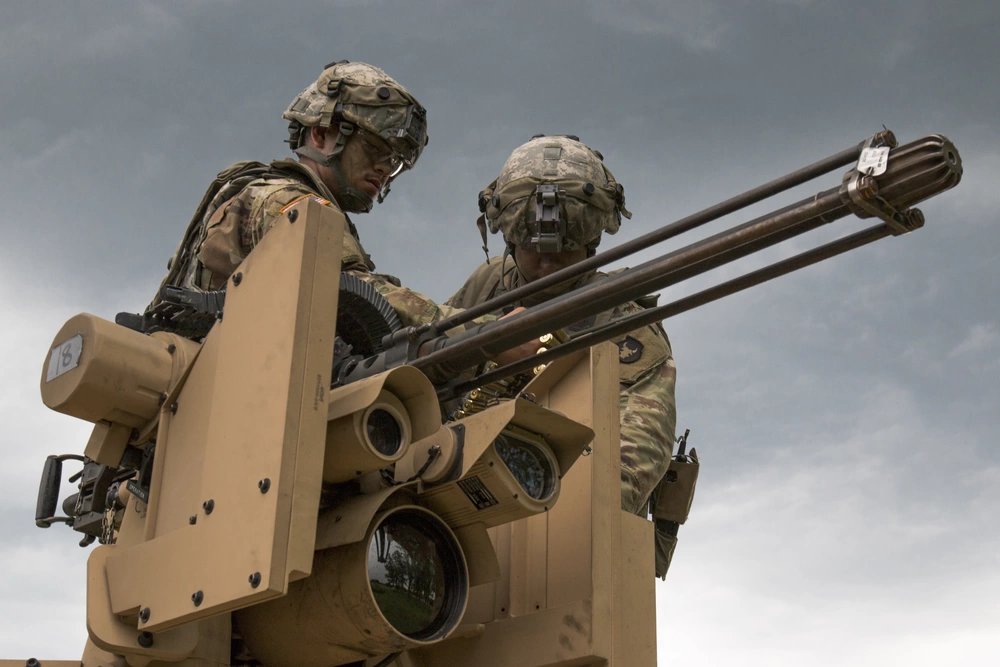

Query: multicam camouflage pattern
left=283, top=61, right=428, bottom=169
left=447, top=256, right=677, bottom=514
left=153, top=160, right=458, bottom=329
left=480, top=135, right=631, bottom=252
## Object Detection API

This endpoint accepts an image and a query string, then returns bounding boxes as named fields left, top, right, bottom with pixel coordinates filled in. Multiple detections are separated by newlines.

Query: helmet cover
left=479, top=135, right=630, bottom=252
left=283, top=60, right=428, bottom=170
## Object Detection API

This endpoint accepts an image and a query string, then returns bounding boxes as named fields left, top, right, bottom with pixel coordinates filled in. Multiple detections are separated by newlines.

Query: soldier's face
left=309, top=126, right=391, bottom=203
left=513, top=245, right=588, bottom=283
left=334, top=132, right=392, bottom=199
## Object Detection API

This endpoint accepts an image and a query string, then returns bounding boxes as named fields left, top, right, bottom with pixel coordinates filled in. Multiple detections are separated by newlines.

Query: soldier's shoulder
left=233, top=160, right=341, bottom=212
left=448, top=256, right=511, bottom=308
left=599, top=292, right=672, bottom=383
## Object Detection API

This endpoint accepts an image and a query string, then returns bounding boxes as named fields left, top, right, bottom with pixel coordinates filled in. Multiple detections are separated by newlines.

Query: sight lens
left=494, top=434, right=556, bottom=501
left=367, top=408, right=403, bottom=456
left=367, top=509, right=466, bottom=641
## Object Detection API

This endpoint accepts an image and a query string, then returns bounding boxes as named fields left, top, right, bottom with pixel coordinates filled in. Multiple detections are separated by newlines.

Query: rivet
left=232, top=272, right=243, bottom=286
left=288, top=209, right=299, bottom=223
left=583, top=182, right=595, bottom=195
left=188, top=515, right=197, bottom=525
left=166, top=343, right=176, bottom=355
left=169, top=402, right=178, bottom=414
left=377, top=86, right=391, bottom=100
left=137, top=631, right=154, bottom=648
left=249, top=572, right=262, bottom=588
left=202, top=499, right=215, bottom=514
left=139, top=607, right=151, bottom=623
left=192, top=590, right=204, bottom=607
left=258, top=478, right=271, bottom=494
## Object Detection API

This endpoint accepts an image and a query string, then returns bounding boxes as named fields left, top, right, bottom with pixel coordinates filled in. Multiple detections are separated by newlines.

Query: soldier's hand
left=491, top=307, right=542, bottom=366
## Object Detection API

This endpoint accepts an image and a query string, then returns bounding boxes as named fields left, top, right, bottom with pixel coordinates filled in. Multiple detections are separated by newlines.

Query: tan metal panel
left=407, top=343, right=657, bottom=666
left=102, top=199, right=343, bottom=633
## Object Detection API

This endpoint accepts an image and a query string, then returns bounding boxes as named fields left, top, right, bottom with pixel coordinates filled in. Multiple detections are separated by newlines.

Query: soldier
left=149, top=60, right=534, bottom=362
left=447, top=134, right=678, bottom=526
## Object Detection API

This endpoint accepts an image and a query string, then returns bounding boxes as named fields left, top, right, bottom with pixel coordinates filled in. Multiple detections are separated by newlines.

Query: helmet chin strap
left=508, top=242, right=596, bottom=308
left=293, top=123, right=376, bottom=213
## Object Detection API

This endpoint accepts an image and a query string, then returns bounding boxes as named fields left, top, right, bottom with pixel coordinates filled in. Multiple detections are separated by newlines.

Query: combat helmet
left=283, top=60, right=428, bottom=212
left=478, top=135, right=631, bottom=255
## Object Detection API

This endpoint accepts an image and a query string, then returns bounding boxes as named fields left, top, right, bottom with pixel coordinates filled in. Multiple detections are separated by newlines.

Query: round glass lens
left=367, top=512, right=460, bottom=639
left=494, top=434, right=555, bottom=500
left=366, top=408, right=403, bottom=456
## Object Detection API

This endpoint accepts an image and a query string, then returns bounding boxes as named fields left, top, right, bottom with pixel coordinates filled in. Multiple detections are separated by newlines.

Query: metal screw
left=202, top=499, right=215, bottom=515
left=166, top=343, right=176, bottom=355
left=137, top=631, right=154, bottom=648
left=249, top=572, right=262, bottom=588
left=26, top=660, right=41, bottom=667
left=188, top=515, right=197, bottom=525
left=192, top=590, right=204, bottom=606
left=258, top=478, right=271, bottom=494
left=232, top=272, right=243, bottom=286
left=288, top=209, right=299, bottom=223
left=139, top=607, right=150, bottom=623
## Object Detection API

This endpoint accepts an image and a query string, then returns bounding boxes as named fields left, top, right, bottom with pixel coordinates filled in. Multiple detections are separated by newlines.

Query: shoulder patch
left=281, top=194, right=331, bottom=213
left=617, top=335, right=644, bottom=364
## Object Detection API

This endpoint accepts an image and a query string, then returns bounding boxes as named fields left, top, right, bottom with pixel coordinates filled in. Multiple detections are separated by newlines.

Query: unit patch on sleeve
left=616, top=335, right=644, bottom=364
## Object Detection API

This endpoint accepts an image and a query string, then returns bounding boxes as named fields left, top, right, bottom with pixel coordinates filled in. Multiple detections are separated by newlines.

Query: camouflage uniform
left=451, top=134, right=677, bottom=515
left=154, top=159, right=460, bottom=328
left=447, top=255, right=676, bottom=514
left=149, top=61, right=458, bottom=329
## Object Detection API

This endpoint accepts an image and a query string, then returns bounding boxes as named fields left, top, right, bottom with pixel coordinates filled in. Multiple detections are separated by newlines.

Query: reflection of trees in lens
left=368, top=513, right=450, bottom=638
left=494, top=435, right=554, bottom=500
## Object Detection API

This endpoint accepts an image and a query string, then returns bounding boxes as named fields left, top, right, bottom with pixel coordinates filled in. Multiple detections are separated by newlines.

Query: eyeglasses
left=355, top=128, right=406, bottom=177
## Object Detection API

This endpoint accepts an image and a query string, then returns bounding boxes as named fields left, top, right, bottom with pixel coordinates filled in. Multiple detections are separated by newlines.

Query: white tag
left=857, top=146, right=890, bottom=176
left=46, top=334, right=83, bottom=382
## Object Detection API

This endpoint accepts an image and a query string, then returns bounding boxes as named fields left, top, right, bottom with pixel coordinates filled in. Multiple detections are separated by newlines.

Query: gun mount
left=20, top=129, right=960, bottom=667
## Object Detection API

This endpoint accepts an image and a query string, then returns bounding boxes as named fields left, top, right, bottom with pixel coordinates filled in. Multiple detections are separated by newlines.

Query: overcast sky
left=1, top=1, right=997, bottom=664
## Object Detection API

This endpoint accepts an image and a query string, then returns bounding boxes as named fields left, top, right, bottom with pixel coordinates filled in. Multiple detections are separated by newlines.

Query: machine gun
left=23, top=130, right=960, bottom=667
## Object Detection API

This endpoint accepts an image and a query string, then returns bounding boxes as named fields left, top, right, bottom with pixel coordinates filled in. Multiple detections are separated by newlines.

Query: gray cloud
left=1, top=0, right=997, bottom=663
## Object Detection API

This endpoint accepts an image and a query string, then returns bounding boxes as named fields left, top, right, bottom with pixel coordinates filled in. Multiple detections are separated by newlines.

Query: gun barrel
left=430, top=133, right=892, bottom=334
left=445, top=222, right=895, bottom=398
left=340, top=133, right=959, bottom=389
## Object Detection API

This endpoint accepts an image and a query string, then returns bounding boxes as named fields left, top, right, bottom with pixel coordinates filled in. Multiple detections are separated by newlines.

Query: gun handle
left=35, top=455, right=63, bottom=527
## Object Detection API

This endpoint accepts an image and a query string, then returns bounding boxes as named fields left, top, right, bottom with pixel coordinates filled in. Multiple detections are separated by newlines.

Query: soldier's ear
left=308, top=124, right=329, bottom=148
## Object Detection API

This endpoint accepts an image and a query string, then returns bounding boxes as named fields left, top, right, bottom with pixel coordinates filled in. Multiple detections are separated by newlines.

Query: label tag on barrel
left=857, top=146, right=890, bottom=176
